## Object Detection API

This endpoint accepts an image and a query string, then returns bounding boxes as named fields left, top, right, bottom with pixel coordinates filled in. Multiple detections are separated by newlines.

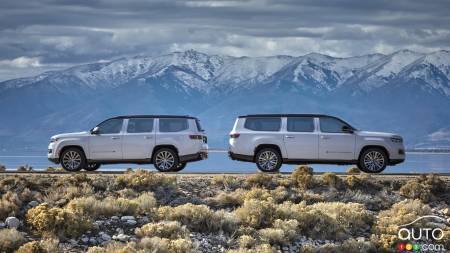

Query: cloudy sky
left=0, top=0, right=449, bottom=81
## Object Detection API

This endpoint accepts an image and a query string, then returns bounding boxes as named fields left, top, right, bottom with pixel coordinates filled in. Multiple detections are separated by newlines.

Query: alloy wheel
left=155, top=151, right=175, bottom=171
left=363, top=151, right=385, bottom=172
left=62, top=151, right=82, bottom=171
left=257, top=150, right=278, bottom=171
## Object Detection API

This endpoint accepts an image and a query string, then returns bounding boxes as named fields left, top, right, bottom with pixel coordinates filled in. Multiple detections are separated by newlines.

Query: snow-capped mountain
left=0, top=49, right=450, bottom=153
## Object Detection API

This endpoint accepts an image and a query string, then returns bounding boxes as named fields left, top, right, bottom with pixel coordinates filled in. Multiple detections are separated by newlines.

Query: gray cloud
left=0, top=0, right=450, bottom=81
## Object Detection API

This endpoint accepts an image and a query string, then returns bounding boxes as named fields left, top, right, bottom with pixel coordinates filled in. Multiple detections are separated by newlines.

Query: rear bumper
left=179, top=151, right=208, bottom=163
left=229, top=151, right=253, bottom=162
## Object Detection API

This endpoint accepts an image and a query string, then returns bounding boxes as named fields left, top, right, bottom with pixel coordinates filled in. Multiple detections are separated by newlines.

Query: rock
left=5, top=217, right=20, bottom=228
left=116, top=228, right=124, bottom=234
left=113, top=233, right=130, bottom=242
left=121, top=216, right=135, bottom=221
left=69, top=239, right=78, bottom=245
left=89, top=238, right=97, bottom=244
left=126, top=219, right=137, bottom=226
left=356, top=237, right=365, bottom=242
left=443, top=208, right=449, bottom=216
left=101, top=233, right=111, bottom=241
left=28, top=201, right=39, bottom=208
left=0, top=222, right=5, bottom=229
left=81, top=236, right=89, bottom=244
left=111, top=216, right=119, bottom=221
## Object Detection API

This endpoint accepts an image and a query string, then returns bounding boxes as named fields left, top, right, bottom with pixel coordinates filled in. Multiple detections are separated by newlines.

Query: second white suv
left=229, top=114, right=405, bottom=173
left=48, top=115, right=208, bottom=172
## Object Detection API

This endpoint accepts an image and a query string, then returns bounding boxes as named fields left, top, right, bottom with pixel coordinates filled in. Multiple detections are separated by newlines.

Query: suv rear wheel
left=171, top=162, right=187, bottom=172
left=153, top=148, right=179, bottom=172
left=255, top=148, right=282, bottom=172
left=358, top=148, right=387, bottom=173
left=61, top=148, right=86, bottom=172
left=84, top=163, right=101, bottom=171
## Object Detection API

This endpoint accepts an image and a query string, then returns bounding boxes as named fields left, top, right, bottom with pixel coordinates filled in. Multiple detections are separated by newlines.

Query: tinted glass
left=97, top=118, right=123, bottom=134
left=127, top=118, right=154, bottom=133
left=195, top=119, right=204, bottom=132
left=244, top=117, right=281, bottom=131
left=320, top=117, right=348, bottom=133
left=159, top=118, right=188, bottom=132
left=287, top=117, right=315, bottom=132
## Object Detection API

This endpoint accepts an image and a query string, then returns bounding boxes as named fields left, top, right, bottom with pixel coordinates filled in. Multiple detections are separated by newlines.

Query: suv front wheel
left=358, top=148, right=388, bottom=173
left=60, top=148, right=86, bottom=172
left=255, top=148, right=282, bottom=172
left=153, top=148, right=179, bottom=172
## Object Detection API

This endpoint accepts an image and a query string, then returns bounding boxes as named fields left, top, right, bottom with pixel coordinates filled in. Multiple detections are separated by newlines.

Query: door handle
left=285, top=135, right=294, bottom=139
left=320, top=136, right=330, bottom=140
left=144, top=136, right=153, bottom=139
left=111, top=136, right=120, bottom=140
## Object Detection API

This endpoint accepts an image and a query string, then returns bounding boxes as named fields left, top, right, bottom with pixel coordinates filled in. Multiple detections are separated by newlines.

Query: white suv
left=48, top=115, right=208, bottom=172
left=229, top=114, right=405, bottom=173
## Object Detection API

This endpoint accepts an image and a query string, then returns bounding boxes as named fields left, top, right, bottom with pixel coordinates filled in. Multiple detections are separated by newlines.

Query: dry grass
left=399, top=174, right=448, bottom=202
left=346, top=166, right=361, bottom=174
left=15, top=238, right=59, bottom=253
left=245, top=173, right=276, bottom=189
left=235, top=199, right=275, bottom=229
left=135, top=221, right=189, bottom=239
left=116, top=169, right=176, bottom=191
left=291, top=165, right=314, bottom=189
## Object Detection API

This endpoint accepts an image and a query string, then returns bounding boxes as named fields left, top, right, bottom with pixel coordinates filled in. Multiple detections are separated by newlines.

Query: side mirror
left=342, top=125, right=353, bottom=133
left=91, top=126, right=100, bottom=135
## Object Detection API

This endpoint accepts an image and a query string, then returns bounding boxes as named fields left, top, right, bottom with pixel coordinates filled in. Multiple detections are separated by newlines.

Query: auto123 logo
left=396, top=215, right=448, bottom=252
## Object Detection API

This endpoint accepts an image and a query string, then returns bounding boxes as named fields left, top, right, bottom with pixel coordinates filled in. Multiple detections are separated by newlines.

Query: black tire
left=358, top=148, right=388, bottom=173
left=153, top=148, right=179, bottom=172
left=171, top=162, right=187, bottom=172
left=84, top=163, right=101, bottom=171
left=60, top=147, right=86, bottom=172
left=255, top=148, right=282, bottom=172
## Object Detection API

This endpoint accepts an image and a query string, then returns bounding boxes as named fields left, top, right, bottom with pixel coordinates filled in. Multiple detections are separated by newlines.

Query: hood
left=51, top=131, right=90, bottom=139
left=356, top=130, right=399, bottom=138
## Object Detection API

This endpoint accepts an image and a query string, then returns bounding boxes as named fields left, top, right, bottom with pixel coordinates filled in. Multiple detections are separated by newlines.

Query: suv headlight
left=390, top=136, right=403, bottom=143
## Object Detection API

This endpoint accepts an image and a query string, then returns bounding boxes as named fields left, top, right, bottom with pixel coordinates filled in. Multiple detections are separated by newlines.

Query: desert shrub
left=399, top=180, right=432, bottom=202
left=207, top=190, right=244, bottom=208
left=245, top=173, right=276, bottom=189
left=235, top=199, right=275, bottom=229
left=87, top=242, right=137, bottom=253
left=299, top=191, right=326, bottom=204
left=308, top=202, right=373, bottom=235
left=0, top=191, right=22, bottom=220
left=292, top=166, right=314, bottom=189
left=375, top=199, right=432, bottom=249
left=300, top=239, right=377, bottom=253
left=45, top=167, right=64, bottom=172
left=345, top=175, right=362, bottom=188
left=346, top=166, right=361, bottom=174
left=136, top=221, right=189, bottom=239
left=116, top=169, right=176, bottom=191
left=15, top=238, right=59, bottom=253
left=0, top=228, right=25, bottom=252
left=157, top=203, right=232, bottom=232
left=17, top=165, right=32, bottom=172
left=66, top=192, right=156, bottom=218
left=212, top=175, right=243, bottom=190
left=0, top=164, right=6, bottom=172
left=227, top=244, right=275, bottom=253
left=321, top=173, right=344, bottom=189
left=26, top=203, right=91, bottom=238
left=43, top=183, right=94, bottom=206
left=139, top=237, right=194, bottom=253
left=258, top=219, right=298, bottom=245
left=238, top=235, right=256, bottom=248
left=55, top=173, right=91, bottom=187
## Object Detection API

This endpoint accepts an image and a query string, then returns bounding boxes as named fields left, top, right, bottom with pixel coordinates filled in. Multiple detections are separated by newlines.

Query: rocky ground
left=0, top=168, right=449, bottom=253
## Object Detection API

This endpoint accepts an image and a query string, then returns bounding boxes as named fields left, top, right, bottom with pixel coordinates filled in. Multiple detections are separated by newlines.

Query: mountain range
left=1, top=49, right=450, bottom=154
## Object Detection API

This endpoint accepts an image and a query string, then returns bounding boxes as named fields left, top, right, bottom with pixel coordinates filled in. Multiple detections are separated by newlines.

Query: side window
left=287, top=117, right=315, bottom=132
left=159, top=118, right=188, bottom=132
left=320, top=117, right=349, bottom=133
left=244, top=118, right=281, bottom=131
left=127, top=118, right=154, bottom=133
left=97, top=118, right=123, bottom=134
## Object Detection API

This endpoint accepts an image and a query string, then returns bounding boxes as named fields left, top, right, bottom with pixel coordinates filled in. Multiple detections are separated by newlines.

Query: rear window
left=127, top=118, right=154, bottom=133
left=244, top=117, right=281, bottom=131
left=159, top=118, right=188, bottom=132
left=287, top=117, right=315, bottom=132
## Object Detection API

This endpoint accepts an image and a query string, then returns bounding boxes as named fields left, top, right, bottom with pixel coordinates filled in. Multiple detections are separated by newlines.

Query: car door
left=318, top=117, right=356, bottom=160
left=283, top=117, right=319, bottom=160
left=89, top=118, right=124, bottom=160
left=122, top=118, right=156, bottom=160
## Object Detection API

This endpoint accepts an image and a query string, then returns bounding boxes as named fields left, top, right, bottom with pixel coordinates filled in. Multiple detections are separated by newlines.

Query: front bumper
left=179, top=151, right=208, bottom=163
left=389, top=158, right=405, bottom=165
left=48, top=157, right=59, bottom=164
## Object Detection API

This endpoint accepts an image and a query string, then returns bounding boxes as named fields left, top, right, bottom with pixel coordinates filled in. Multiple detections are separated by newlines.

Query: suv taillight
left=230, top=133, right=240, bottom=138
left=189, top=135, right=203, bottom=140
